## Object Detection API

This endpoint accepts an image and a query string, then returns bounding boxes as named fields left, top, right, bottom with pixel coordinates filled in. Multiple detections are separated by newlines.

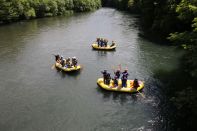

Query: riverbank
left=102, top=0, right=197, bottom=130
left=0, top=0, right=101, bottom=24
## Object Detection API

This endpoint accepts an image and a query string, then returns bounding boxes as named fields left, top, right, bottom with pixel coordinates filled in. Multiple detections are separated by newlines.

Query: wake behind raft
left=97, top=78, right=144, bottom=93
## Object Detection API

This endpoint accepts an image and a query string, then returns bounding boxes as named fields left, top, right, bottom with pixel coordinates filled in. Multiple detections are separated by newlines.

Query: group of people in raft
left=101, top=68, right=139, bottom=89
left=54, top=39, right=139, bottom=89
left=55, top=54, right=78, bottom=68
left=96, top=38, right=116, bottom=47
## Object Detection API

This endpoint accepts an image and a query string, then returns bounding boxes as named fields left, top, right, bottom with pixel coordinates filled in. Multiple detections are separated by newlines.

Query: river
left=0, top=8, right=182, bottom=131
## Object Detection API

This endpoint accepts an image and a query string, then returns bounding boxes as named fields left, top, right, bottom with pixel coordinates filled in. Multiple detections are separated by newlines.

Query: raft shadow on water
left=96, top=85, right=139, bottom=104
left=92, top=49, right=116, bottom=57
left=55, top=67, right=81, bottom=79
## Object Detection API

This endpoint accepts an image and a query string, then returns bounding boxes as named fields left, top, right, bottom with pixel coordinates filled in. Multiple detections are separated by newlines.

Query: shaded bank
left=102, top=0, right=197, bottom=130
left=153, top=54, right=197, bottom=130
left=0, top=0, right=101, bottom=24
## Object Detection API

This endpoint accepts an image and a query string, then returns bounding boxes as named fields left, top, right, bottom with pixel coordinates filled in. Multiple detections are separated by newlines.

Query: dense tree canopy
left=0, top=0, right=101, bottom=23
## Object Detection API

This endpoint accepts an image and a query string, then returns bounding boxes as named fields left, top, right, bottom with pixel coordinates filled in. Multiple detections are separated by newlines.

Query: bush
left=0, top=0, right=101, bottom=23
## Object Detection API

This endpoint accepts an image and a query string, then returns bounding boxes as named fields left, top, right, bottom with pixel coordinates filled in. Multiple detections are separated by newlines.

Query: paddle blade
left=79, top=65, right=83, bottom=71
left=51, top=64, right=55, bottom=69
left=137, top=90, right=145, bottom=98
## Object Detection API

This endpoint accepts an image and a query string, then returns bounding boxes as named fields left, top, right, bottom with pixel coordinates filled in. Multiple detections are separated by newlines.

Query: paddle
left=51, top=54, right=59, bottom=69
left=51, top=54, right=56, bottom=69
left=51, top=64, right=55, bottom=69
left=118, top=64, right=121, bottom=71
left=133, top=88, right=145, bottom=98
left=112, top=64, right=121, bottom=72
left=112, top=66, right=116, bottom=72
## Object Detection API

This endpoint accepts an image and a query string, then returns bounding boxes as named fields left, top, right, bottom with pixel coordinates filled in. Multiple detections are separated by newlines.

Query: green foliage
left=192, top=17, right=197, bottom=32
left=176, top=0, right=197, bottom=24
left=102, top=0, right=130, bottom=10
left=64, top=0, right=74, bottom=10
left=127, top=0, right=140, bottom=12
left=168, top=0, right=197, bottom=78
left=0, top=0, right=101, bottom=23
left=73, top=0, right=101, bottom=12
left=0, top=0, right=20, bottom=22
left=24, top=8, right=36, bottom=19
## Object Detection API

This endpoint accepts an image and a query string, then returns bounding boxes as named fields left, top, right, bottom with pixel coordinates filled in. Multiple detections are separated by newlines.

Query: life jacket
left=56, top=59, right=61, bottom=63
left=121, top=72, right=128, bottom=80
left=60, top=59, right=65, bottom=66
left=113, top=76, right=118, bottom=85
left=55, top=55, right=60, bottom=61
left=131, top=80, right=139, bottom=89
left=107, top=73, right=111, bottom=79
left=73, top=59, right=77, bottom=65
left=102, top=71, right=107, bottom=78
left=115, top=71, right=120, bottom=78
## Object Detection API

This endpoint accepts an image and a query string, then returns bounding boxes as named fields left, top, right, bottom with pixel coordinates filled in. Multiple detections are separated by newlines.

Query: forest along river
left=0, top=8, right=182, bottom=131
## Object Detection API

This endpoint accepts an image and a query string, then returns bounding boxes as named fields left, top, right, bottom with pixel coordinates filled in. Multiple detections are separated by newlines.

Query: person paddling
left=121, top=69, right=129, bottom=88
left=100, top=38, right=104, bottom=47
left=55, top=54, right=60, bottom=61
left=101, top=70, right=108, bottom=84
left=55, top=54, right=61, bottom=63
left=110, top=41, right=115, bottom=47
left=96, top=38, right=100, bottom=47
left=60, top=56, right=66, bottom=67
left=106, top=73, right=111, bottom=85
left=66, top=57, right=72, bottom=68
left=72, top=56, right=78, bottom=67
left=112, top=75, right=118, bottom=87
left=132, top=78, right=139, bottom=90
left=114, top=69, right=121, bottom=79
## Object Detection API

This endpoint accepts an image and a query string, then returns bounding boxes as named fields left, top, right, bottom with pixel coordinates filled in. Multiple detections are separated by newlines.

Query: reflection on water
left=0, top=8, right=182, bottom=131
left=96, top=84, right=149, bottom=107
left=96, top=50, right=108, bottom=57
left=56, top=68, right=82, bottom=79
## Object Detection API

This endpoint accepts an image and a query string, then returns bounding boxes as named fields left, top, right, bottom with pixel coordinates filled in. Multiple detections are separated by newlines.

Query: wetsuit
left=133, top=80, right=139, bottom=89
left=73, top=59, right=78, bottom=67
left=101, top=71, right=107, bottom=84
left=113, top=76, right=118, bottom=87
left=114, top=70, right=121, bottom=79
left=55, top=55, right=60, bottom=61
left=106, top=73, right=111, bottom=85
left=121, top=71, right=129, bottom=87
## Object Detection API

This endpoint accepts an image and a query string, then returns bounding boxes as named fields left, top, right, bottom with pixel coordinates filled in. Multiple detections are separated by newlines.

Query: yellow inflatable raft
left=97, top=78, right=144, bottom=93
left=55, top=62, right=81, bottom=72
left=92, top=43, right=116, bottom=50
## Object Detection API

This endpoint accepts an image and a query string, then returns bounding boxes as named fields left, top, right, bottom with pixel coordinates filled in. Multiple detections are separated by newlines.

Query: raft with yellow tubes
left=55, top=62, right=81, bottom=72
left=97, top=78, right=144, bottom=93
left=92, top=43, right=116, bottom=50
